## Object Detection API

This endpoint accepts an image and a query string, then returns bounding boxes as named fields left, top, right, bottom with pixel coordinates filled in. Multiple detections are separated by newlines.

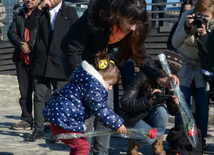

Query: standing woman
left=172, top=0, right=214, bottom=150
left=61, top=0, right=178, bottom=154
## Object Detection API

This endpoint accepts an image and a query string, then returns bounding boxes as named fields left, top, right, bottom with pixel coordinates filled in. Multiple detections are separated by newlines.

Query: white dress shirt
left=49, top=0, right=62, bottom=30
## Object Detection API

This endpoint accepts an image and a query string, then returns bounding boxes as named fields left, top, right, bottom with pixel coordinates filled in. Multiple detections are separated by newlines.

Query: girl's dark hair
left=100, top=0, right=150, bottom=66
left=178, top=0, right=194, bottom=21
left=95, top=51, right=120, bottom=84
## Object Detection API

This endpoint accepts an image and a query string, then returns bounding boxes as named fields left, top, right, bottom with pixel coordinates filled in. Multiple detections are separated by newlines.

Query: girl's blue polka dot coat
left=43, top=61, right=124, bottom=132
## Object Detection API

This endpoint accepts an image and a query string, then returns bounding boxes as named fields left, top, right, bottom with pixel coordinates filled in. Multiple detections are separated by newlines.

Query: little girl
left=43, top=51, right=127, bottom=155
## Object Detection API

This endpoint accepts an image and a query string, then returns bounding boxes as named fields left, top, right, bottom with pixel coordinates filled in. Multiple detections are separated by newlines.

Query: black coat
left=25, top=1, right=78, bottom=79
left=120, top=70, right=179, bottom=127
left=7, top=7, right=38, bottom=62
left=62, top=0, right=163, bottom=83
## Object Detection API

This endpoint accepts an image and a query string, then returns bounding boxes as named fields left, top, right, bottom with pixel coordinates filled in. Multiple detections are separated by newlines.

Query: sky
left=145, top=0, right=180, bottom=10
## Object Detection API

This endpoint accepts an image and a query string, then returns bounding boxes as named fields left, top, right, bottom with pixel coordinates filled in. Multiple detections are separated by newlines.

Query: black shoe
left=49, top=133, right=59, bottom=143
left=26, top=128, right=44, bottom=142
left=11, top=120, right=32, bottom=130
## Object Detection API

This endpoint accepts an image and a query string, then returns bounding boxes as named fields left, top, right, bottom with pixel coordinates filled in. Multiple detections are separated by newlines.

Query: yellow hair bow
left=98, top=60, right=115, bottom=69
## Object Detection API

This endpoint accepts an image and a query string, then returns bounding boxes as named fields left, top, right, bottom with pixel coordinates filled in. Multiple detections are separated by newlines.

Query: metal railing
left=0, top=1, right=182, bottom=41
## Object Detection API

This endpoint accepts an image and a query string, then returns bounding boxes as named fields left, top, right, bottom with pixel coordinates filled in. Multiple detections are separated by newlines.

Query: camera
left=152, top=92, right=173, bottom=100
left=192, top=14, right=206, bottom=29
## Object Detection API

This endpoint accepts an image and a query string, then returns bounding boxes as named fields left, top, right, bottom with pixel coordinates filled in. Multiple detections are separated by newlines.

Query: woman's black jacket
left=7, top=7, right=38, bottom=62
left=62, top=0, right=163, bottom=83
left=120, top=70, right=179, bottom=127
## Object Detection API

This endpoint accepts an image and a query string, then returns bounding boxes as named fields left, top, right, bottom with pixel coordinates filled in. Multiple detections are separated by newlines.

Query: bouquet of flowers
left=56, top=127, right=164, bottom=140
left=158, top=53, right=198, bottom=148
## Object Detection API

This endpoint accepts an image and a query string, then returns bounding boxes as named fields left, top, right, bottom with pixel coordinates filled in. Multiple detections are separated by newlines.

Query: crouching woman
left=120, top=70, right=179, bottom=155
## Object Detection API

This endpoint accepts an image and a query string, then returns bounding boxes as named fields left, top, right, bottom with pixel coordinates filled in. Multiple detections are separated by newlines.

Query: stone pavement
left=1, top=105, right=214, bottom=155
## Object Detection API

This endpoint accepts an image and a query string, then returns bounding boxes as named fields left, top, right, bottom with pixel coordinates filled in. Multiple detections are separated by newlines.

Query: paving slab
left=0, top=105, right=214, bottom=155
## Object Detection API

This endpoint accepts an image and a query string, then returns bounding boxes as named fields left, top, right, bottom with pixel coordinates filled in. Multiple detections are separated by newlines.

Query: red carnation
left=147, top=128, right=157, bottom=139
left=186, top=125, right=197, bottom=137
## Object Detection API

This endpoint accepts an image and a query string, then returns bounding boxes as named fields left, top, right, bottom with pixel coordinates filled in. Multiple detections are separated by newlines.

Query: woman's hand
left=172, top=95, right=179, bottom=105
left=193, top=24, right=207, bottom=37
left=149, top=89, right=162, bottom=104
left=171, top=74, right=179, bottom=86
left=117, top=124, right=127, bottom=134
left=157, top=74, right=179, bottom=88
left=185, top=14, right=195, bottom=29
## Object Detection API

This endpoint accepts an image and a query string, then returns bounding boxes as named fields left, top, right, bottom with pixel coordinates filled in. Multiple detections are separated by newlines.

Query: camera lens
left=192, top=14, right=206, bottom=29
left=193, top=19, right=203, bottom=29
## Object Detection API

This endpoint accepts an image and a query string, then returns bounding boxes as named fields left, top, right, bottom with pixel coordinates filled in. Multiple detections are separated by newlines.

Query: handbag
left=166, top=117, right=203, bottom=155
left=166, top=127, right=203, bottom=155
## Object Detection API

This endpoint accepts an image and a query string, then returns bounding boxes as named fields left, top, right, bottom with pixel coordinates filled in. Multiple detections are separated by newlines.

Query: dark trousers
left=33, top=76, right=67, bottom=131
left=151, top=4, right=166, bottom=27
left=15, top=58, right=33, bottom=124
left=113, top=58, right=135, bottom=114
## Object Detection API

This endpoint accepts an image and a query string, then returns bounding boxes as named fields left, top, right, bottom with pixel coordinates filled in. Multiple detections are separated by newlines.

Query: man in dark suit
left=25, top=0, right=79, bottom=142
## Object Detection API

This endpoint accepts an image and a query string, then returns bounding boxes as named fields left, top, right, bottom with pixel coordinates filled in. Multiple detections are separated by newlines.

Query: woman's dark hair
left=95, top=51, right=120, bottom=84
left=99, top=0, right=150, bottom=66
left=178, top=0, right=194, bottom=21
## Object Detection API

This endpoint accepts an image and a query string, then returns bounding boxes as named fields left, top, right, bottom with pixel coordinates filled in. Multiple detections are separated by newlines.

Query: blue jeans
left=133, top=105, right=169, bottom=145
left=175, top=81, right=210, bottom=138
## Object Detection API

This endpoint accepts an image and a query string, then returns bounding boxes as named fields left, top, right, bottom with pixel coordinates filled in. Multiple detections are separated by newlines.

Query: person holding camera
left=172, top=0, right=214, bottom=151
left=119, top=60, right=180, bottom=155
left=167, top=0, right=194, bottom=51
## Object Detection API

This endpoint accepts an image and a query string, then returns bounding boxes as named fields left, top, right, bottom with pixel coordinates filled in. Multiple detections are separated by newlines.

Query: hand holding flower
left=117, top=124, right=127, bottom=134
